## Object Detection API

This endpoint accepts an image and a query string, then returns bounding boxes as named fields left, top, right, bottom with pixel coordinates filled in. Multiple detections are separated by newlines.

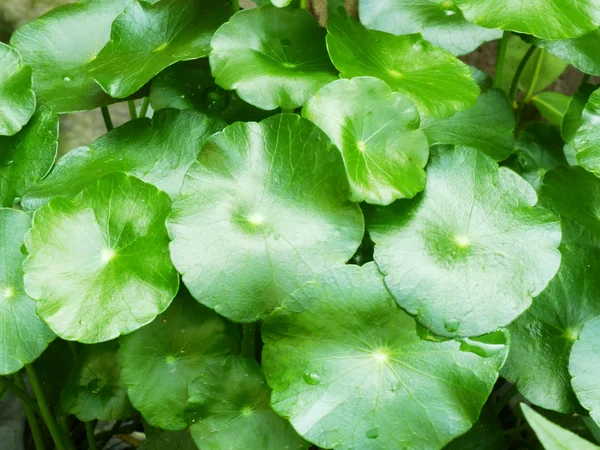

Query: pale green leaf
left=0, top=42, right=35, bottom=136
left=532, top=92, right=571, bottom=127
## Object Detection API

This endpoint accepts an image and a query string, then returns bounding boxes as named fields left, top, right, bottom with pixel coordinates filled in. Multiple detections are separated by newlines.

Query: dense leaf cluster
left=2, top=0, right=600, bottom=449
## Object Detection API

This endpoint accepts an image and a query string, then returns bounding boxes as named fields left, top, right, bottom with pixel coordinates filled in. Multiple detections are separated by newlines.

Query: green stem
left=2, top=376, right=41, bottom=415
left=100, top=106, right=114, bottom=132
left=509, top=46, right=536, bottom=103
left=13, top=373, right=46, bottom=450
left=524, top=49, right=545, bottom=103
left=494, top=31, right=510, bottom=88
left=301, top=0, right=309, bottom=8
left=25, top=364, right=67, bottom=450
left=139, top=97, right=150, bottom=118
left=85, top=422, right=98, bottom=450
left=127, top=100, right=138, bottom=120
left=232, top=0, right=239, bottom=13
left=241, top=323, right=257, bottom=359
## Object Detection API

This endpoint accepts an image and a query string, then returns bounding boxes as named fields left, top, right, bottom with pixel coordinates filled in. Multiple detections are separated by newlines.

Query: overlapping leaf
left=368, top=145, right=562, bottom=338
left=167, top=114, right=364, bottom=323
left=302, top=77, right=429, bottom=205
left=532, top=92, right=571, bottom=127
left=359, top=0, right=501, bottom=55
left=119, top=293, right=240, bottom=430
left=140, top=426, right=197, bottom=450
left=326, top=10, right=478, bottom=118
left=262, top=263, right=506, bottom=450
left=573, top=88, right=600, bottom=175
left=536, top=31, right=600, bottom=76
left=210, top=6, right=337, bottom=111
left=0, top=42, right=35, bottom=136
left=23, top=173, right=179, bottom=343
left=90, top=0, right=230, bottom=98
left=444, top=405, right=506, bottom=450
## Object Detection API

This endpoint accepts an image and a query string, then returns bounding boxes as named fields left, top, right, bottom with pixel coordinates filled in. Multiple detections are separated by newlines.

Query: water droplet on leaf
left=365, top=427, right=379, bottom=439
left=303, top=372, right=321, bottom=385
left=443, top=319, right=460, bottom=333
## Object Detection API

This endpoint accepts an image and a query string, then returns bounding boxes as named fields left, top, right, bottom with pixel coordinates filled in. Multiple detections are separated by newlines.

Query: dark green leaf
left=0, top=42, right=35, bottom=136
left=140, top=426, right=197, bottom=450
left=444, top=405, right=506, bottom=450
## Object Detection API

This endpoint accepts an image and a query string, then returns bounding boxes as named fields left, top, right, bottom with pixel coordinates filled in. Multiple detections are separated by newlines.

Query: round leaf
left=23, top=172, right=179, bottom=343
left=536, top=31, right=600, bottom=77
left=503, top=245, right=600, bottom=413
left=186, top=357, right=307, bottom=450
left=0, top=42, right=35, bottom=136
left=0, top=209, right=54, bottom=375
left=9, top=0, right=131, bottom=113
left=167, top=114, right=364, bottom=323
left=262, top=263, right=506, bottom=450
left=359, top=0, right=502, bottom=56
left=0, top=107, right=58, bottom=207
left=326, top=10, right=479, bottom=118
left=60, top=341, right=132, bottom=421
left=302, top=77, right=429, bottom=205
left=573, top=88, right=600, bottom=175
left=368, top=145, right=562, bottom=338
left=119, top=293, right=240, bottom=430
left=21, top=109, right=224, bottom=210
left=420, top=88, right=515, bottom=161
left=90, top=0, right=230, bottom=98
left=454, top=0, right=600, bottom=40
left=209, top=6, right=338, bottom=111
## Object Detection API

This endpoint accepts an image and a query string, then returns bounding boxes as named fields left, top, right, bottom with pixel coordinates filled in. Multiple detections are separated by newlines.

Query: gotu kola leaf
left=90, top=0, right=231, bottom=99
left=358, top=0, right=502, bottom=56
left=572, top=88, right=600, bottom=175
left=0, top=42, right=35, bottom=136
left=140, top=426, right=196, bottom=450
left=185, top=357, right=307, bottom=450
left=302, top=76, right=429, bottom=205
left=119, top=293, right=240, bottom=430
left=0, top=106, right=58, bottom=207
left=23, top=172, right=179, bottom=343
left=532, top=92, right=571, bottom=127
left=167, top=114, right=364, bottom=323
left=326, top=8, right=479, bottom=119
left=368, top=145, right=562, bottom=338
left=209, top=6, right=338, bottom=111
left=0, top=208, right=54, bottom=375
left=536, top=30, right=600, bottom=76
left=262, top=263, right=507, bottom=450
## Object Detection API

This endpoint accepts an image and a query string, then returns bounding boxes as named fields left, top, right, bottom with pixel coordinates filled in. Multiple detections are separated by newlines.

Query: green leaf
left=271, top=0, right=294, bottom=6
left=368, top=145, right=562, bottom=338
left=21, top=109, right=224, bottom=210
left=532, top=92, right=571, bottom=127
left=0, top=42, right=35, bottom=136
left=572, top=88, right=600, bottom=175
left=90, top=0, right=230, bottom=98
left=536, top=30, right=600, bottom=76
left=186, top=357, right=307, bottom=450
left=454, top=0, right=600, bottom=39
left=9, top=0, right=131, bottom=113
left=570, top=315, right=600, bottom=427
left=420, top=88, right=515, bottom=161
left=326, top=10, right=479, bottom=118
left=358, top=0, right=502, bottom=56
left=119, top=293, right=240, bottom=430
left=0, top=107, right=58, bottom=207
left=444, top=405, right=506, bottom=450
left=60, top=341, right=132, bottom=421
left=140, top=426, right=197, bottom=450
left=23, top=172, right=179, bottom=343
left=521, top=403, right=599, bottom=450
left=209, top=6, right=337, bottom=111
left=167, top=114, right=364, bottom=323
left=0, top=209, right=54, bottom=375
left=302, top=77, right=429, bottom=205
left=31, top=339, right=76, bottom=406
left=562, top=84, right=596, bottom=145
left=262, top=263, right=506, bottom=450
left=503, top=245, right=600, bottom=413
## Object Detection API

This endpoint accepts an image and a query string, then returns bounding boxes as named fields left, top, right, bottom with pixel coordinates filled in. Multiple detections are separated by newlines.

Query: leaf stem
left=100, top=106, right=114, bottom=132
left=2, top=375, right=41, bottom=415
left=524, top=49, right=545, bottom=103
left=139, top=97, right=150, bottom=118
left=301, top=0, right=309, bottom=8
left=494, top=31, right=510, bottom=88
left=233, top=0, right=239, bottom=13
left=509, top=46, right=536, bottom=103
left=127, top=100, right=138, bottom=120
left=85, top=422, right=98, bottom=450
left=13, top=373, right=46, bottom=450
left=25, top=364, right=67, bottom=450
left=241, top=323, right=257, bottom=359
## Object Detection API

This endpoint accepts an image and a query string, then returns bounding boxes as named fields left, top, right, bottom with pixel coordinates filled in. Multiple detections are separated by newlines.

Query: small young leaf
left=60, top=341, right=133, bottom=421
left=532, top=92, right=571, bottom=127
left=573, top=88, right=600, bottom=175
left=302, top=76, right=429, bottom=205
left=326, top=9, right=479, bottom=118
left=0, top=107, right=58, bottom=207
left=186, top=357, right=307, bottom=450
left=119, top=293, right=240, bottom=430
left=167, top=114, right=364, bottom=323
left=368, top=145, right=562, bottom=338
left=262, top=263, right=506, bottom=450
left=536, top=30, right=600, bottom=76
left=421, top=88, right=515, bottom=161
left=359, top=0, right=502, bottom=56
left=0, top=209, right=54, bottom=376
left=90, top=0, right=230, bottom=98
left=209, top=6, right=337, bottom=111
left=0, top=42, right=35, bottom=136
left=23, top=173, right=179, bottom=343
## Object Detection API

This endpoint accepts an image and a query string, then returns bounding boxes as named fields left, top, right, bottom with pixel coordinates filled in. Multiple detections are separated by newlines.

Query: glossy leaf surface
left=0, top=42, right=35, bottom=136
left=536, top=31, right=600, bottom=76
left=573, top=88, right=600, bottom=175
